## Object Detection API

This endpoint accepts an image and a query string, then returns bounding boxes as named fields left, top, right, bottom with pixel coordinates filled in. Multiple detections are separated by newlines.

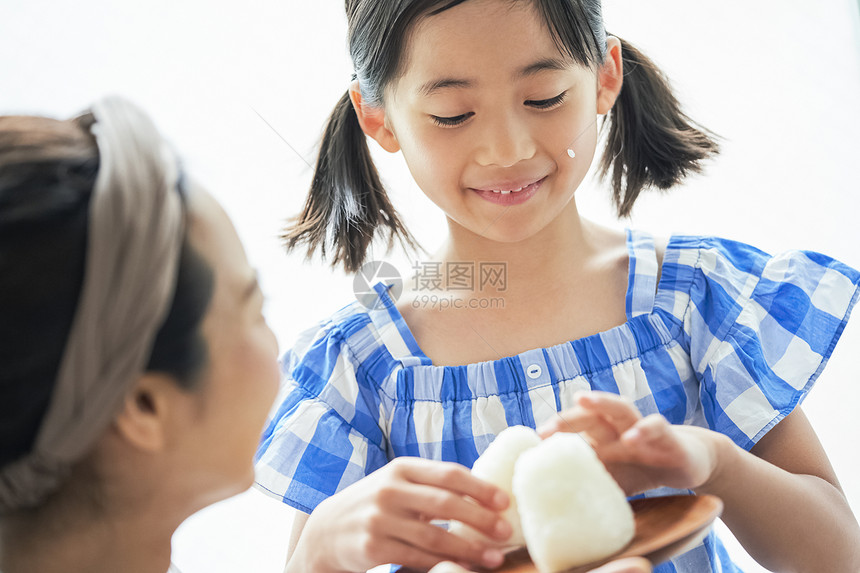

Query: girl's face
left=374, top=0, right=620, bottom=243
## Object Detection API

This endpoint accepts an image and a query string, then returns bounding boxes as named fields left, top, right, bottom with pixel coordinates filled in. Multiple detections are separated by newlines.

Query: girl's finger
left=594, top=414, right=673, bottom=463
left=369, top=538, right=457, bottom=572
left=564, top=413, right=620, bottom=447
left=573, top=412, right=620, bottom=447
left=623, top=413, right=670, bottom=443
left=429, top=562, right=472, bottom=573
left=537, top=407, right=617, bottom=443
left=393, top=458, right=509, bottom=510
left=591, top=557, right=652, bottom=573
left=622, top=414, right=680, bottom=461
left=385, top=516, right=505, bottom=569
left=387, top=482, right=512, bottom=542
left=576, top=391, right=642, bottom=433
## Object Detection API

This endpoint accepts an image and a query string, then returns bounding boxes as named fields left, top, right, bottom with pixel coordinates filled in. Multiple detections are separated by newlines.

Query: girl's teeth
left=488, top=182, right=535, bottom=194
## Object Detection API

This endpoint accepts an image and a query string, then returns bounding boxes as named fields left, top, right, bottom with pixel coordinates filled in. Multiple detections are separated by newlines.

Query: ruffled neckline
left=362, top=231, right=689, bottom=389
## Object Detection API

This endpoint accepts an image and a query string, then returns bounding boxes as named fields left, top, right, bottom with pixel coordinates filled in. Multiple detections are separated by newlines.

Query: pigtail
left=600, top=38, right=721, bottom=217
left=282, top=91, right=418, bottom=273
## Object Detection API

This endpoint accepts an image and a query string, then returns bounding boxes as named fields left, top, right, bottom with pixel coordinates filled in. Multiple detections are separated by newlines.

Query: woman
left=0, top=96, right=280, bottom=573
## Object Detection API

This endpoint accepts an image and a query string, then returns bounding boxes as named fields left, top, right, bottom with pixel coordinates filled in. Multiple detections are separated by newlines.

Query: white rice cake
left=513, top=433, right=635, bottom=572
left=449, top=425, right=541, bottom=547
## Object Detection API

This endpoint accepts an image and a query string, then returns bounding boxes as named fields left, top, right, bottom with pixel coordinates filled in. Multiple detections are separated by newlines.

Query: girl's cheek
left=553, top=104, right=595, bottom=153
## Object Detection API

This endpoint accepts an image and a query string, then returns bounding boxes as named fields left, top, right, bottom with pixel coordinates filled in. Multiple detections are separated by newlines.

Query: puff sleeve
left=680, top=237, right=860, bottom=450
left=254, top=319, right=390, bottom=513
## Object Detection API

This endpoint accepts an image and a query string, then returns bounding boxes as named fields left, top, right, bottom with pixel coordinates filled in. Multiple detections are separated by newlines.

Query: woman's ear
left=112, top=373, right=180, bottom=453
left=597, top=36, right=624, bottom=115
left=349, top=80, right=400, bottom=153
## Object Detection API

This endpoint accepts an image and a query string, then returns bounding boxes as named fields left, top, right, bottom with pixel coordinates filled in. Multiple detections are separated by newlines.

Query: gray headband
left=0, top=96, right=185, bottom=512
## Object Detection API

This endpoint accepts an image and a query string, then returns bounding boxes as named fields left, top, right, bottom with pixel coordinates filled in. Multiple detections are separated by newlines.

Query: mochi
left=449, top=425, right=541, bottom=547
left=512, top=433, right=635, bottom=572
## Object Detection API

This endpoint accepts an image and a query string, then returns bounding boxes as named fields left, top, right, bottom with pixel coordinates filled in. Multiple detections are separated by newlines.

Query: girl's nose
left=474, top=111, right=536, bottom=168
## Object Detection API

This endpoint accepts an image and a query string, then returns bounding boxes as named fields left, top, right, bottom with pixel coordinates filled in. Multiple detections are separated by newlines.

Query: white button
left=526, top=364, right=542, bottom=379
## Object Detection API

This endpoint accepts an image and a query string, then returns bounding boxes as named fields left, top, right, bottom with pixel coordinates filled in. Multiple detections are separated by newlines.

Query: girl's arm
left=540, top=392, right=860, bottom=573
left=282, top=457, right=512, bottom=573
left=701, top=407, right=860, bottom=572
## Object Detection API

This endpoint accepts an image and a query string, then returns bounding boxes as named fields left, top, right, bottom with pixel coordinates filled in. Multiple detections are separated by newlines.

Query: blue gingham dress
left=255, top=231, right=860, bottom=573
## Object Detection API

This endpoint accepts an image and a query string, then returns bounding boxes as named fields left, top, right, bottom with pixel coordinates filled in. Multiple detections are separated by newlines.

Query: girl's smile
left=469, top=175, right=548, bottom=206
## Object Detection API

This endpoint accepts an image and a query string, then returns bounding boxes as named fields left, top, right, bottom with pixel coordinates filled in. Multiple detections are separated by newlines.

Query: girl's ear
left=349, top=80, right=400, bottom=153
left=112, top=373, right=179, bottom=453
left=597, top=36, right=624, bottom=115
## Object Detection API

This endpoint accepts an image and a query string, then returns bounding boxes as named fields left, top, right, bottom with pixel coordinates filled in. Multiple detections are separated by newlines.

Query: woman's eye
left=526, top=91, right=568, bottom=110
left=431, top=112, right=474, bottom=127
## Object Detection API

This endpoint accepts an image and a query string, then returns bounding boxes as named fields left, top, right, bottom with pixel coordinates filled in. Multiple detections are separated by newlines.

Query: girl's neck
left=438, top=198, right=619, bottom=296
left=399, top=197, right=630, bottom=366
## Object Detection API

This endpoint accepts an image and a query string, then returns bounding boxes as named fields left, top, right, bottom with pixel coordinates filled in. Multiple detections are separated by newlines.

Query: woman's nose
left=474, top=111, right=536, bottom=168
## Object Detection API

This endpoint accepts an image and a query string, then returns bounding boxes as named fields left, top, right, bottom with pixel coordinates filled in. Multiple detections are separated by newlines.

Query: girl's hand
left=537, top=391, right=723, bottom=495
left=301, top=457, right=511, bottom=572
left=429, top=556, right=653, bottom=573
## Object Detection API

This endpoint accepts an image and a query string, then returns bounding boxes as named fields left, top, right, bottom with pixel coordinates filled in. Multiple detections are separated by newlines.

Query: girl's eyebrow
left=418, top=57, right=569, bottom=97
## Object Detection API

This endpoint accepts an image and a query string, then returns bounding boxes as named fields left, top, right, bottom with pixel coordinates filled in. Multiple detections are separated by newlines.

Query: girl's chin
left=457, top=217, right=550, bottom=245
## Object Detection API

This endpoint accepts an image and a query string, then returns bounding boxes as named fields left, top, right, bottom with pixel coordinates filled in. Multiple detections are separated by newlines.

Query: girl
left=0, top=97, right=280, bottom=572
left=254, top=1, right=860, bottom=572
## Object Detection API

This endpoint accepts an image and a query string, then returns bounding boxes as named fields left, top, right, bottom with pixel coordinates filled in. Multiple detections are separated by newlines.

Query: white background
left=2, top=1, right=859, bottom=572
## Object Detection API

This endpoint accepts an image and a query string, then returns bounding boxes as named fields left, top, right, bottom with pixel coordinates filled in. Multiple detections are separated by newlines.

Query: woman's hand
left=429, top=556, right=652, bottom=573
left=537, top=391, right=725, bottom=495
left=295, top=457, right=512, bottom=573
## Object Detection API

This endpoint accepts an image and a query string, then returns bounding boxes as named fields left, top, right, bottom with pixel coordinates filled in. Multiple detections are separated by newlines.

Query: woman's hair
left=0, top=115, right=214, bottom=469
left=284, top=0, right=720, bottom=272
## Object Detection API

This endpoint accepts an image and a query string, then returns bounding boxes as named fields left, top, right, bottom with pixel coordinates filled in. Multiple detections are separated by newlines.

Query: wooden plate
left=402, top=494, right=723, bottom=573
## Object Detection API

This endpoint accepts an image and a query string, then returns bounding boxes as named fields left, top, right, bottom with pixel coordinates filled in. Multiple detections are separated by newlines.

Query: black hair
left=0, top=116, right=214, bottom=469
left=283, top=0, right=720, bottom=271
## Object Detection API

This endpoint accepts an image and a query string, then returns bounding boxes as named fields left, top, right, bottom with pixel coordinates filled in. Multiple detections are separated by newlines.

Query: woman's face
left=176, top=188, right=280, bottom=500
left=380, top=0, right=606, bottom=242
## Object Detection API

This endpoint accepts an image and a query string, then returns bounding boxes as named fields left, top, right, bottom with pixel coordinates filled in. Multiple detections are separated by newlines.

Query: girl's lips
left=470, top=176, right=546, bottom=206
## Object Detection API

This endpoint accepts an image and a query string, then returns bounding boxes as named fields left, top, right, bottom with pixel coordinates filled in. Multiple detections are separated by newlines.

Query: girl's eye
left=431, top=112, right=474, bottom=127
left=429, top=91, right=566, bottom=127
left=526, top=91, right=568, bottom=110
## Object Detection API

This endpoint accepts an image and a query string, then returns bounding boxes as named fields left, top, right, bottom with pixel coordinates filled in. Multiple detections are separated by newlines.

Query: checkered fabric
left=255, top=230, right=859, bottom=573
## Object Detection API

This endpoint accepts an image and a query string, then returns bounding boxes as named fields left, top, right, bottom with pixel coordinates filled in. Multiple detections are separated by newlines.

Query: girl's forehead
left=399, top=0, right=574, bottom=90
